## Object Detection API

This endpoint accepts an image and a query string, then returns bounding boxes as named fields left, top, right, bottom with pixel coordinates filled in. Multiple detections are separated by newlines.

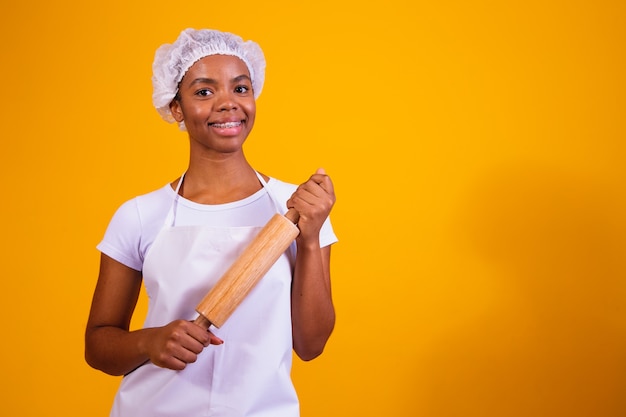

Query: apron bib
left=110, top=173, right=299, bottom=417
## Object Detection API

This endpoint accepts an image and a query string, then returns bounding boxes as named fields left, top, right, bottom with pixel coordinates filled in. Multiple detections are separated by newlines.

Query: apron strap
left=163, top=173, right=185, bottom=227
left=255, top=171, right=297, bottom=264
left=255, top=171, right=285, bottom=215
left=174, top=173, right=185, bottom=194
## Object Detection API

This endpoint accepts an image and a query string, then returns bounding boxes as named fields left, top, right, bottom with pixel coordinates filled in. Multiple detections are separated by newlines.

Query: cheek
left=245, top=103, right=257, bottom=122
left=183, top=104, right=210, bottom=123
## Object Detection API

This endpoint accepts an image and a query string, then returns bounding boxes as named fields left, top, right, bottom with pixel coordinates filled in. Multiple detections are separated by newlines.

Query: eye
left=234, top=85, right=250, bottom=94
left=194, top=88, right=213, bottom=97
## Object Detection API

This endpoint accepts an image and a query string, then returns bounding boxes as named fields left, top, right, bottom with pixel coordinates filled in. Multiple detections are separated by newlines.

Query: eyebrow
left=189, top=74, right=251, bottom=86
left=233, top=74, right=252, bottom=83
left=189, top=77, right=217, bottom=86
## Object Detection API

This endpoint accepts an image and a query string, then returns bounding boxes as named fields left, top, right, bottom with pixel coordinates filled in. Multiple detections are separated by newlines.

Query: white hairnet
left=152, top=28, right=266, bottom=124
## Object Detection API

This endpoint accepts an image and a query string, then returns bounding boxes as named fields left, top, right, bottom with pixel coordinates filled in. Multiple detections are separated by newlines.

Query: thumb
left=316, top=167, right=326, bottom=175
left=208, top=331, right=224, bottom=346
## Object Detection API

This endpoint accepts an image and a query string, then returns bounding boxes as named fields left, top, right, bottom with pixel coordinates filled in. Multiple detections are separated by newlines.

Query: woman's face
left=170, top=54, right=256, bottom=155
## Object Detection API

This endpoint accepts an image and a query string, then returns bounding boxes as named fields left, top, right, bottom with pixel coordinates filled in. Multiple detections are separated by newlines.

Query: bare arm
left=85, top=254, right=222, bottom=376
left=287, top=169, right=336, bottom=361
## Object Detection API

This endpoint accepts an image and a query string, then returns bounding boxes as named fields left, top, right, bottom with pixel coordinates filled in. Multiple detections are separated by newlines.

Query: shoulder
left=97, top=184, right=173, bottom=271
left=134, top=184, right=173, bottom=221
left=110, top=185, right=172, bottom=226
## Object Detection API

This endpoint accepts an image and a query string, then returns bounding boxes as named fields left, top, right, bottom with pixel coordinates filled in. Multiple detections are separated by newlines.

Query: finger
left=300, top=177, right=330, bottom=197
left=172, top=346, right=200, bottom=365
left=176, top=333, right=206, bottom=355
left=291, top=189, right=323, bottom=209
left=173, top=332, right=205, bottom=359
left=300, top=183, right=334, bottom=208
left=186, top=321, right=224, bottom=346
left=310, top=168, right=334, bottom=194
left=154, top=345, right=194, bottom=370
left=287, top=169, right=334, bottom=212
left=163, top=357, right=188, bottom=371
left=208, top=331, right=224, bottom=345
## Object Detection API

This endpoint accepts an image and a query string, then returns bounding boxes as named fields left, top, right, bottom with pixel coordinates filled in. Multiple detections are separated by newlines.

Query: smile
left=210, top=121, right=242, bottom=128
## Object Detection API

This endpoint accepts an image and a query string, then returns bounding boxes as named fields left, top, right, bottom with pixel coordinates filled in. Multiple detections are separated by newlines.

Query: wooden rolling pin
left=193, top=208, right=300, bottom=329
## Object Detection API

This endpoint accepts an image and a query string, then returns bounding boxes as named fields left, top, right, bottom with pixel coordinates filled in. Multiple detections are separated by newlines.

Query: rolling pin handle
left=193, top=314, right=212, bottom=330
left=285, top=208, right=300, bottom=224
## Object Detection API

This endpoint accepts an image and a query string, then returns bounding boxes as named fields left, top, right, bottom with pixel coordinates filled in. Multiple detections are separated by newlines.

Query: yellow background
left=1, top=0, right=625, bottom=416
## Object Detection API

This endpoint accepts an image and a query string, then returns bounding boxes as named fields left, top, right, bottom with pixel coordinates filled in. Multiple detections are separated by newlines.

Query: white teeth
left=211, top=121, right=241, bottom=128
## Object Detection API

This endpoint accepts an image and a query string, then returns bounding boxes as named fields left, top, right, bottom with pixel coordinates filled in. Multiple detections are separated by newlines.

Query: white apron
left=110, top=173, right=299, bottom=417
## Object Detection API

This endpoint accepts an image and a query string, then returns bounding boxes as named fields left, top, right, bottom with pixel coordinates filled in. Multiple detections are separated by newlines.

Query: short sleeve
left=319, top=216, right=338, bottom=248
left=97, top=198, right=143, bottom=271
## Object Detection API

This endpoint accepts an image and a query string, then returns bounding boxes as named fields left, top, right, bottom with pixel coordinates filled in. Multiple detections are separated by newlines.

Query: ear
left=169, top=99, right=184, bottom=122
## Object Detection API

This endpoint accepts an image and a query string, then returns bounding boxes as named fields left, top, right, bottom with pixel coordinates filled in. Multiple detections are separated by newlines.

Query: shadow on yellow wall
left=420, top=163, right=626, bottom=416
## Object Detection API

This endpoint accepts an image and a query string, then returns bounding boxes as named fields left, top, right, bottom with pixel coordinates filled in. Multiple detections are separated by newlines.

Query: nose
left=216, top=92, right=237, bottom=111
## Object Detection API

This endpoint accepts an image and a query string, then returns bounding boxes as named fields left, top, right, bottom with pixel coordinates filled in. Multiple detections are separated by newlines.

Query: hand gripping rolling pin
left=193, top=208, right=300, bottom=329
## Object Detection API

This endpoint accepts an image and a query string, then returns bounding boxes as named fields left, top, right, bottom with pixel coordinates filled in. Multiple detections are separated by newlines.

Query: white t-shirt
left=98, top=177, right=338, bottom=271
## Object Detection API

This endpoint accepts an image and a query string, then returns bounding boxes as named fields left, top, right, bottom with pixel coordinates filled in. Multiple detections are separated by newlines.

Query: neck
left=176, top=152, right=263, bottom=205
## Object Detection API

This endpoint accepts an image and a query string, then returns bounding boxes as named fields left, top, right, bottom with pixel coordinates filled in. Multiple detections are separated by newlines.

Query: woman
left=85, top=28, right=337, bottom=417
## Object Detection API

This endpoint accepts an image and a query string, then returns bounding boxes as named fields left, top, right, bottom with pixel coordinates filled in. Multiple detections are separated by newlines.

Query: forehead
left=183, top=54, right=250, bottom=81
